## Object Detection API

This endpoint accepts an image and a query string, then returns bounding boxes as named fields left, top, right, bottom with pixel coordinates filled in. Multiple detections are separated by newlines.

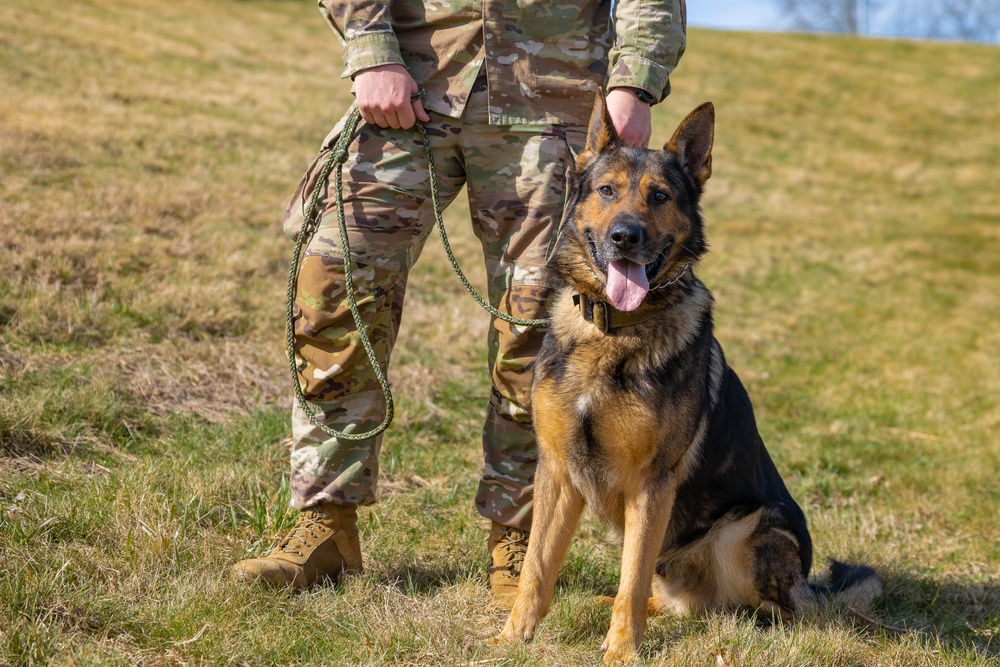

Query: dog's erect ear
left=577, top=90, right=620, bottom=172
left=665, top=102, right=715, bottom=187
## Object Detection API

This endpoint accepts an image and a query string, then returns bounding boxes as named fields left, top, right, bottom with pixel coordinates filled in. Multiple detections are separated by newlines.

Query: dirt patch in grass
left=117, top=340, right=287, bottom=423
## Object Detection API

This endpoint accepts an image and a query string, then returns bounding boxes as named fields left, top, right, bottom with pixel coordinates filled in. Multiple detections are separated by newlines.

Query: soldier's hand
left=354, top=64, right=431, bottom=130
left=606, top=88, right=652, bottom=149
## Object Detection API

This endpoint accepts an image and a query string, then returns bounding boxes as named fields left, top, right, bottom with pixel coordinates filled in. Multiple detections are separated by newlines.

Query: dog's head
left=555, top=93, right=715, bottom=312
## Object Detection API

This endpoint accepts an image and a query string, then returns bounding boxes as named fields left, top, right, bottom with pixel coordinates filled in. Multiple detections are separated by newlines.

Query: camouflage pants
left=282, top=81, right=584, bottom=531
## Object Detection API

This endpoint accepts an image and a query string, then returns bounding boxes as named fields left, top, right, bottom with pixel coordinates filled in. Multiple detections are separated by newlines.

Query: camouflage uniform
left=284, top=0, right=687, bottom=531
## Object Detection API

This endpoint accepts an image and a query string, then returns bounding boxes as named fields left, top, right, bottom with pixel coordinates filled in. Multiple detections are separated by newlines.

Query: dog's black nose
left=608, top=221, right=645, bottom=251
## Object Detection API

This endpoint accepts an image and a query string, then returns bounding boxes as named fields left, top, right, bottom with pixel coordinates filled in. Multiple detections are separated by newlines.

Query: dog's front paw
left=601, top=625, right=639, bottom=664
left=499, top=610, right=538, bottom=644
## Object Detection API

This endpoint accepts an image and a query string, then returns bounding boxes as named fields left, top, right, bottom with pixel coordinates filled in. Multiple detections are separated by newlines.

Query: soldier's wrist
left=611, top=87, right=656, bottom=106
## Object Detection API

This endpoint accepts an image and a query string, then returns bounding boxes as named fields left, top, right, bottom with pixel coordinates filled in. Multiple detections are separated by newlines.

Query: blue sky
left=685, top=1, right=1000, bottom=43
left=687, top=0, right=784, bottom=31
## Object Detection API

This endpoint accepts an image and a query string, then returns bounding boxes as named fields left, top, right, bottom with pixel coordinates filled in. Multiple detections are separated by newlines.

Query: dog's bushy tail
left=811, top=560, right=883, bottom=610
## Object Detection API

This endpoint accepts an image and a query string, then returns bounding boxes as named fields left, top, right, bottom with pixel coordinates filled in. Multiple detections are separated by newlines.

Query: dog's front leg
left=500, top=453, right=584, bottom=643
left=602, top=473, right=676, bottom=664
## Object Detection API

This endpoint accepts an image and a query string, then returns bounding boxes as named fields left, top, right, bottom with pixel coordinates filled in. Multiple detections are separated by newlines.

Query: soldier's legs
left=461, top=107, right=586, bottom=531
left=287, top=111, right=467, bottom=510
left=233, top=112, right=470, bottom=589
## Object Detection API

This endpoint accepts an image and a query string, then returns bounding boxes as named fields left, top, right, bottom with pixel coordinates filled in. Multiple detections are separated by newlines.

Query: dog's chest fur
left=533, top=281, right=723, bottom=528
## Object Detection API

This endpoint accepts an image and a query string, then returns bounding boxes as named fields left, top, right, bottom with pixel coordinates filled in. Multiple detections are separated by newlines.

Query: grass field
left=1, top=0, right=999, bottom=664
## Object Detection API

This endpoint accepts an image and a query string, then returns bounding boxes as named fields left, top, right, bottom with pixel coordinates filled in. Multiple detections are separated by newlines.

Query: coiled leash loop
left=287, top=91, right=548, bottom=441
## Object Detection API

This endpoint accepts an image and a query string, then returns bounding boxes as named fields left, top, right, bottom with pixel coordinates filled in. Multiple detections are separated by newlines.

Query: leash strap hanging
left=287, top=93, right=548, bottom=441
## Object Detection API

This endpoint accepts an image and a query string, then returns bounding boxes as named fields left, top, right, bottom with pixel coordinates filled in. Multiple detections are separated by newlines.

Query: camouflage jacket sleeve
left=607, top=0, right=687, bottom=103
left=317, top=0, right=406, bottom=79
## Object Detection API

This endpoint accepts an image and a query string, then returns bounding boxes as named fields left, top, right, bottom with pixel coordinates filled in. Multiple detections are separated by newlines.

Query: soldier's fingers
left=384, top=109, right=403, bottom=130
left=635, top=129, right=651, bottom=149
left=397, top=102, right=416, bottom=130
left=412, top=100, right=430, bottom=123
left=359, top=108, right=376, bottom=126
left=623, top=128, right=651, bottom=149
left=370, top=110, right=391, bottom=128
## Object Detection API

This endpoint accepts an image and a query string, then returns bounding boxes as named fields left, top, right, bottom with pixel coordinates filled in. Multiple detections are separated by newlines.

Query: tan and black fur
left=499, top=94, right=881, bottom=663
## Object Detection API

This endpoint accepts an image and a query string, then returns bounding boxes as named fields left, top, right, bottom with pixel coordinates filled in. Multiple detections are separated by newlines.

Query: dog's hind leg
left=745, top=519, right=816, bottom=620
left=499, top=454, right=584, bottom=643
left=602, top=473, right=677, bottom=664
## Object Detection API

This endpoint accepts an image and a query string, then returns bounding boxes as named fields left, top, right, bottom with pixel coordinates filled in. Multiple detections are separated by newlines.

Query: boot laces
left=275, top=509, right=330, bottom=557
left=489, top=527, right=528, bottom=579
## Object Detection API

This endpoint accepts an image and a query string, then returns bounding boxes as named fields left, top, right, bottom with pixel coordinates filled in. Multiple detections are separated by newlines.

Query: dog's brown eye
left=598, top=185, right=614, bottom=197
left=653, top=191, right=670, bottom=203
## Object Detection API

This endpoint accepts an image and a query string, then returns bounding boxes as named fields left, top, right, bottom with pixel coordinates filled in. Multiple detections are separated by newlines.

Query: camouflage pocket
left=293, top=253, right=400, bottom=403
left=281, top=114, right=352, bottom=241
left=281, top=148, right=331, bottom=241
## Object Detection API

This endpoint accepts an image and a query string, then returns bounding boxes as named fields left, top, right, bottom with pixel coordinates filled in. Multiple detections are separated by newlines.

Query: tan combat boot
left=232, top=501, right=362, bottom=589
left=487, top=521, right=529, bottom=610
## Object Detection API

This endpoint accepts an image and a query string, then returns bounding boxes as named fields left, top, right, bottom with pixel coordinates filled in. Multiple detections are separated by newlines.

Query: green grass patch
left=1, top=0, right=998, bottom=664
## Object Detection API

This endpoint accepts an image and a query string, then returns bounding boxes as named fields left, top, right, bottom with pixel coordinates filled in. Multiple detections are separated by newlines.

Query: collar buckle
left=573, top=294, right=613, bottom=334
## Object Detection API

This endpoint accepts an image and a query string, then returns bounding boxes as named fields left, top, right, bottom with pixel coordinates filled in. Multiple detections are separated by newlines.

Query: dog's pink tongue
left=606, top=260, right=649, bottom=312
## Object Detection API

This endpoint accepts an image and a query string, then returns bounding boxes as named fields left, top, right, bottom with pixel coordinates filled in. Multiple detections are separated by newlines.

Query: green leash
left=287, top=97, right=548, bottom=441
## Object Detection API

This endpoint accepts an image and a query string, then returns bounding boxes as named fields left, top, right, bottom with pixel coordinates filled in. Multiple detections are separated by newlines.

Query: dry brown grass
left=2, top=1, right=999, bottom=665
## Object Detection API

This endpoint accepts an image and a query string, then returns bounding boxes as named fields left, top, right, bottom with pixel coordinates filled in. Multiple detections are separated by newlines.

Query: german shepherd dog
left=499, top=94, right=882, bottom=662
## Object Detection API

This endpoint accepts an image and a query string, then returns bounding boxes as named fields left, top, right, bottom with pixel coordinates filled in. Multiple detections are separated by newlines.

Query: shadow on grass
left=548, top=571, right=999, bottom=662
left=379, top=563, right=480, bottom=597
left=874, top=569, right=1000, bottom=659
left=555, top=575, right=619, bottom=599
left=0, top=365, right=160, bottom=462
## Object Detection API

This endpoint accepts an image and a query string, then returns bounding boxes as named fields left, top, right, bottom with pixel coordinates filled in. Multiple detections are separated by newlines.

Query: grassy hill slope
left=1, top=0, right=998, bottom=664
